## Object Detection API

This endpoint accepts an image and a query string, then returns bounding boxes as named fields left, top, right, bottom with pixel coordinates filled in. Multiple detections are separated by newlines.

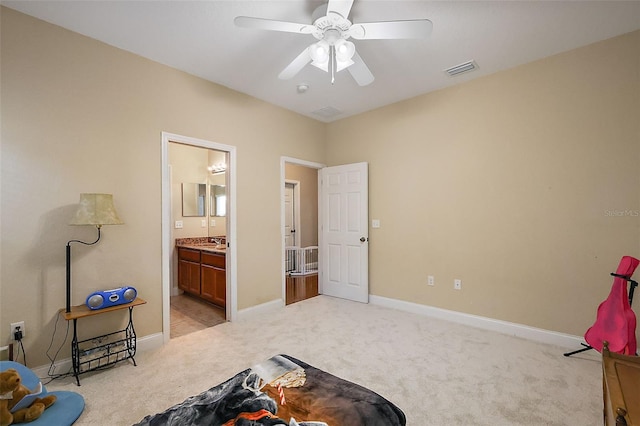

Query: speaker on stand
left=86, top=286, right=137, bottom=310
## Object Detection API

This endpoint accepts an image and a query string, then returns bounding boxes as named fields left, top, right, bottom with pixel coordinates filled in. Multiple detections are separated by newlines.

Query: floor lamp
left=66, top=193, right=123, bottom=313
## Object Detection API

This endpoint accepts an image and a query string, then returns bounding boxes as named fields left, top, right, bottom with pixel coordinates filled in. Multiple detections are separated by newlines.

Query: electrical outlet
left=10, top=321, right=25, bottom=339
left=428, top=275, right=435, bottom=286
left=454, top=279, right=462, bottom=290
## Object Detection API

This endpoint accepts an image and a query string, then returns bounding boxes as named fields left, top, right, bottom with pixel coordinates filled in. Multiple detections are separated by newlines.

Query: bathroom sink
left=199, top=244, right=226, bottom=250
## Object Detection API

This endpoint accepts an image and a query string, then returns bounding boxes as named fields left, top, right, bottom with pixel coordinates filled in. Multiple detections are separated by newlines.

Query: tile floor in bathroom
left=170, top=293, right=226, bottom=338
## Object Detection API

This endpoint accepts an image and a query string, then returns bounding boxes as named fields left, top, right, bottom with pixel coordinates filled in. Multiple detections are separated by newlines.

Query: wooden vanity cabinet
left=201, top=252, right=226, bottom=308
left=177, top=246, right=226, bottom=308
left=178, top=248, right=201, bottom=294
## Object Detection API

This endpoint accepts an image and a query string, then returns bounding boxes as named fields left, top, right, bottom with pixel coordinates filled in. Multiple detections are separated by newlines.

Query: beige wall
left=285, top=163, right=319, bottom=247
left=326, top=30, right=640, bottom=337
left=2, top=6, right=639, bottom=368
left=0, top=8, right=325, bottom=367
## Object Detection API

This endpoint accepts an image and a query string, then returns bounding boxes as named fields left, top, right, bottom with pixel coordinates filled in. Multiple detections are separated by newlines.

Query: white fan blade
left=347, top=52, right=374, bottom=86
left=327, top=0, right=354, bottom=19
left=350, top=19, right=433, bottom=40
left=234, top=16, right=315, bottom=35
left=279, top=47, right=312, bottom=80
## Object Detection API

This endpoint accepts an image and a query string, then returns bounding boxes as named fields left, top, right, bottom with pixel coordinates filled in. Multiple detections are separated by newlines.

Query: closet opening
left=282, top=158, right=323, bottom=305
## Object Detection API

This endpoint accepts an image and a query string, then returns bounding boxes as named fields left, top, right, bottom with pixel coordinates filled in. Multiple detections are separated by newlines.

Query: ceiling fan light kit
left=310, top=40, right=330, bottom=66
left=234, top=0, right=432, bottom=87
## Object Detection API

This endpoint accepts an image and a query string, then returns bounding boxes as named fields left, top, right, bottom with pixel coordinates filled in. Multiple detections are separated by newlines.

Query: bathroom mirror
left=210, top=185, right=226, bottom=217
left=182, top=183, right=206, bottom=217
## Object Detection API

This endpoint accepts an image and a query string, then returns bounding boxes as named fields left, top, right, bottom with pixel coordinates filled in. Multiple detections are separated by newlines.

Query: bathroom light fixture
left=66, top=193, right=123, bottom=312
left=208, top=163, right=227, bottom=174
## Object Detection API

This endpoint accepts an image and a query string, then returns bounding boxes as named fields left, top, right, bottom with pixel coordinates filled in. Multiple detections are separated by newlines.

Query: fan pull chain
left=330, top=45, right=336, bottom=84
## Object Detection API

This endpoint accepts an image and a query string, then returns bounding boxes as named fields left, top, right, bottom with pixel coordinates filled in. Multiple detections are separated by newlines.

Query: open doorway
left=281, top=157, right=324, bottom=305
left=162, top=132, right=237, bottom=344
left=168, top=143, right=227, bottom=338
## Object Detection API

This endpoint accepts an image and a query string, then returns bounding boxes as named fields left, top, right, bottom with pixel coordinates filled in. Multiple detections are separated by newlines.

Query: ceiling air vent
left=445, top=60, right=478, bottom=77
left=312, top=106, right=342, bottom=119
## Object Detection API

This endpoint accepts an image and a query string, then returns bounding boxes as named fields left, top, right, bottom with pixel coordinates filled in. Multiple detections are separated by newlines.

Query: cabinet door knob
left=616, top=407, right=628, bottom=425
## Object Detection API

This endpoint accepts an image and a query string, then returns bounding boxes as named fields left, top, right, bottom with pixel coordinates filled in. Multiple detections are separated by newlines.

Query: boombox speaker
left=86, top=286, right=137, bottom=310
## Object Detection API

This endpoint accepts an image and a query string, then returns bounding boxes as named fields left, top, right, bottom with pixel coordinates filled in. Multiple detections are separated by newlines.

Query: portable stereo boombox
left=86, top=286, right=137, bottom=310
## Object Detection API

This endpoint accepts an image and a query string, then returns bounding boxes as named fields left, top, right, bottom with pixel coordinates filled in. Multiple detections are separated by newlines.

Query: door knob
left=360, top=237, right=367, bottom=242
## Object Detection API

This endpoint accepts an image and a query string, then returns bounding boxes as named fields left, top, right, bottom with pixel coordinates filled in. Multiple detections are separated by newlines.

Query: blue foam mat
left=0, top=361, right=84, bottom=425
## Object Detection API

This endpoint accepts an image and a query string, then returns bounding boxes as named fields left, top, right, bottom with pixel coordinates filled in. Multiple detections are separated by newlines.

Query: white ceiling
left=3, top=1, right=639, bottom=122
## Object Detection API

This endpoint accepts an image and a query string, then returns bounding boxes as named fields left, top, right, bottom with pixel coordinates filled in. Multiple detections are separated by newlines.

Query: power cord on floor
left=7, top=315, right=74, bottom=384
left=43, top=311, right=74, bottom=384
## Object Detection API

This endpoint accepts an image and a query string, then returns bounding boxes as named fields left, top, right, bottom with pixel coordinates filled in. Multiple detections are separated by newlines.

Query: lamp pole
left=66, top=226, right=102, bottom=313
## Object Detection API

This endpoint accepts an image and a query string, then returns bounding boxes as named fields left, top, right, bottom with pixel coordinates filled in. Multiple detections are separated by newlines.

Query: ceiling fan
left=234, top=0, right=432, bottom=86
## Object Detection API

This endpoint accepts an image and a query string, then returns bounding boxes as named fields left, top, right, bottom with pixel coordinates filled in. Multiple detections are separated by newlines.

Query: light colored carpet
left=46, top=295, right=602, bottom=425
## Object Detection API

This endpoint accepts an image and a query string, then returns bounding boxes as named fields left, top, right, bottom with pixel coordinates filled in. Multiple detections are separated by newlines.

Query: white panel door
left=284, top=183, right=296, bottom=247
left=320, top=162, right=369, bottom=303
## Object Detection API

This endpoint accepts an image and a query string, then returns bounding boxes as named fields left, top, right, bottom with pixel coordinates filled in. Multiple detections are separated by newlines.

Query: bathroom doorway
left=162, top=132, right=237, bottom=344
left=168, top=143, right=227, bottom=338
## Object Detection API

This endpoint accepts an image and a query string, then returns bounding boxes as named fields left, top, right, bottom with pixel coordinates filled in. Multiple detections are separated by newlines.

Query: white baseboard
left=369, top=295, right=584, bottom=349
left=236, top=298, right=284, bottom=321
left=138, top=332, right=164, bottom=352
left=28, top=297, right=583, bottom=378
left=31, top=332, right=164, bottom=379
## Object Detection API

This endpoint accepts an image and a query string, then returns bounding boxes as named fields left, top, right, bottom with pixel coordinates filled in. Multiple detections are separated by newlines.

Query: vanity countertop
left=176, top=237, right=226, bottom=254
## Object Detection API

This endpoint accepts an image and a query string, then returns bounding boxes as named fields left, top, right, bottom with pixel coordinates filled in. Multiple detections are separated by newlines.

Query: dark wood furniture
left=602, top=341, right=640, bottom=425
left=177, top=247, right=201, bottom=295
left=286, top=273, right=318, bottom=305
left=201, top=251, right=226, bottom=308
left=61, top=298, right=146, bottom=386
left=178, top=247, right=226, bottom=308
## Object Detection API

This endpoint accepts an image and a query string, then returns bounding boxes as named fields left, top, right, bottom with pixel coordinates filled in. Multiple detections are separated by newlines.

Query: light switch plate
left=372, top=219, right=380, bottom=228
left=175, top=220, right=183, bottom=229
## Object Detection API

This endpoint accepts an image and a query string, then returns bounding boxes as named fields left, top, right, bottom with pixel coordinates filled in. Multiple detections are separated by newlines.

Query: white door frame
left=280, top=156, right=325, bottom=302
left=162, top=132, right=238, bottom=344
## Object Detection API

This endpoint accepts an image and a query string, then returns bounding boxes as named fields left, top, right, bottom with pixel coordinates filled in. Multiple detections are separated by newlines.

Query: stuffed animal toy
left=0, top=368, right=56, bottom=425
